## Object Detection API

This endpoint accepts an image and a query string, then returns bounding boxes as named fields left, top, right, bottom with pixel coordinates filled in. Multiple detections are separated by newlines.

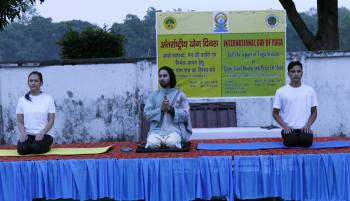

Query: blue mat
left=197, top=140, right=350, bottom=150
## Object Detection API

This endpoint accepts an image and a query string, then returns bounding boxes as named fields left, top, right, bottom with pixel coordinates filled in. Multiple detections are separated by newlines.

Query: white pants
left=145, top=132, right=182, bottom=149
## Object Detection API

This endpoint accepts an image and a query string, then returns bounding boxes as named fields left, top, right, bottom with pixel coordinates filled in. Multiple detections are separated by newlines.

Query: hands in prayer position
left=161, top=96, right=171, bottom=113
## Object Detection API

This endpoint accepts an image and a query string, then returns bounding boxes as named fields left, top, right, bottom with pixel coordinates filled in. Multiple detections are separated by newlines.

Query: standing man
left=144, top=66, right=192, bottom=149
left=272, top=61, right=318, bottom=147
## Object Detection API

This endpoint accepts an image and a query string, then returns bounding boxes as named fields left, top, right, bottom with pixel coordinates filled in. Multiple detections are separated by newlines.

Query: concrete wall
left=1, top=52, right=350, bottom=144
left=303, top=53, right=350, bottom=136
left=0, top=61, right=157, bottom=144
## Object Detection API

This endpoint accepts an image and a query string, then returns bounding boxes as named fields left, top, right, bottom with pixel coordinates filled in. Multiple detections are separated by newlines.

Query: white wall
left=1, top=52, right=350, bottom=144
left=0, top=61, right=155, bottom=144
left=303, top=54, right=350, bottom=136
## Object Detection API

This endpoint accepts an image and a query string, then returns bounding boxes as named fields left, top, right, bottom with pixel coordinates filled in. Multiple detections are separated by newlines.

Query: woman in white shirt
left=16, top=71, right=56, bottom=155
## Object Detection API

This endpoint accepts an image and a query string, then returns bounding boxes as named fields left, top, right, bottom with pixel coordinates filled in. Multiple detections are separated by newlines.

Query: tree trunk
left=317, top=0, right=339, bottom=50
left=279, top=0, right=339, bottom=51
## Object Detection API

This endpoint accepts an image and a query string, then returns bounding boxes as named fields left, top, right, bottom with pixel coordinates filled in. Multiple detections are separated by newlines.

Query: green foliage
left=0, top=0, right=44, bottom=30
left=286, top=7, right=350, bottom=51
left=1, top=6, right=350, bottom=61
left=58, top=27, right=125, bottom=59
left=339, top=7, right=350, bottom=51
left=111, top=7, right=157, bottom=57
left=286, top=10, right=317, bottom=51
left=0, top=17, right=95, bottom=61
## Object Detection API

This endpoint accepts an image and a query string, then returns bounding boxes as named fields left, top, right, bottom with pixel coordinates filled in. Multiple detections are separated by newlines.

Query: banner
left=157, top=10, right=286, bottom=97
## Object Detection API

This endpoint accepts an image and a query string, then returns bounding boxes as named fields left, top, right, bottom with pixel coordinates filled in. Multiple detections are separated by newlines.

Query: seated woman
left=16, top=71, right=56, bottom=155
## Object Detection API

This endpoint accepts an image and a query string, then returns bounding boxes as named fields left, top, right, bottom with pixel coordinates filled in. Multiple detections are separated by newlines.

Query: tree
left=279, top=0, right=339, bottom=51
left=58, top=27, right=125, bottom=59
left=339, top=7, right=350, bottom=50
left=0, top=0, right=44, bottom=30
left=1, top=6, right=349, bottom=61
left=286, top=10, right=316, bottom=51
left=111, top=7, right=158, bottom=57
left=0, top=16, right=95, bottom=61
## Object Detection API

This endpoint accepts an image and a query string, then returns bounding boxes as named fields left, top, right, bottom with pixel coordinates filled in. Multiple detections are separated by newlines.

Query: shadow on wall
left=1, top=88, right=151, bottom=145
left=2, top=103, right=17, bottom=145
left=52, top=89, right=147, bottom=144
left=0, top=104, right=5, bottom=144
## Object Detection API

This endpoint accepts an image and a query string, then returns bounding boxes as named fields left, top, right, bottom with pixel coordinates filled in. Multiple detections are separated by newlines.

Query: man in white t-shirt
left=273, top=61, right=318, bottom=147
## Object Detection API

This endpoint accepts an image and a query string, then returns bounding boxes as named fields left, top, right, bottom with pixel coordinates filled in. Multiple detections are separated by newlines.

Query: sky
left=36, top=0, right=350, bottom=27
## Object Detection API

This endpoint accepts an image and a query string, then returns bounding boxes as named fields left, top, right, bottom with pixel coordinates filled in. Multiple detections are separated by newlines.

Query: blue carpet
left=197, top=140, right=350, bottom=150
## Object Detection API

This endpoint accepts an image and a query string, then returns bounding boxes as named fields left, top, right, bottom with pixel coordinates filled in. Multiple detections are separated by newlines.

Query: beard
left=159, top=81, right=170, bottom=88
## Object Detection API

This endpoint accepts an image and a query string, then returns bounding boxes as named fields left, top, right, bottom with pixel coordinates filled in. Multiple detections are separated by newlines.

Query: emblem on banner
left=265, top=14, right=279, bottom=28
left=213, top=12, right=228, bottom=33
left=163, top=17, right=177, bottom=30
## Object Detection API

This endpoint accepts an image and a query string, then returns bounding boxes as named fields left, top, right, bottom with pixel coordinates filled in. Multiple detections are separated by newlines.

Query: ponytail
left=25, top=91, right=31, bottom=101
left=24, top=91, right=43, bottom=102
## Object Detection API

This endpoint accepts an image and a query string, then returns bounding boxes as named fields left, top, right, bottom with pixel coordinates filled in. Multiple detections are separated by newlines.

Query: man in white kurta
left=144, top=66, right=192, bottom=149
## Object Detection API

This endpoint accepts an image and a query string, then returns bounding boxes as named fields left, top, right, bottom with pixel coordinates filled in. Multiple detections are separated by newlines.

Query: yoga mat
left=136, top=141, right=191, bottom=153
left=197, top=141, right=350, bottom=150
left=0, top=145, right=112, bottom=157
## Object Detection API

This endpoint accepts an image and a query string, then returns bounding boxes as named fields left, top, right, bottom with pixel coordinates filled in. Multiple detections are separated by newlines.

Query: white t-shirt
left=16, top=93, right=56, bottom=135
left=273, top=84, right=318, bottom=129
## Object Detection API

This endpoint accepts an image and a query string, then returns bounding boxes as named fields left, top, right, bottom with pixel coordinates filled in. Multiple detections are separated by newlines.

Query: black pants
left=17, top=135, right=53, bottom=155
left=281, top=129, right=313, bottom=147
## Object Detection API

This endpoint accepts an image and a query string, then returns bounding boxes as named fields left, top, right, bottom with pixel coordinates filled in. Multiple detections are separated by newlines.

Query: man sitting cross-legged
left=144, top=66, right=192, bottom=149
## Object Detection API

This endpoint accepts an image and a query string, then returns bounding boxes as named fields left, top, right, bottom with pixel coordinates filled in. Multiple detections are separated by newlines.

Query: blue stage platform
left=1, top=138, right=350, bottom=201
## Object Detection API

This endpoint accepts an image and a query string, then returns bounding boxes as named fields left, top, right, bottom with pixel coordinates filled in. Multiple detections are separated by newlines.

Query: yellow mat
left=0, top=145, right=112, bottom=157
